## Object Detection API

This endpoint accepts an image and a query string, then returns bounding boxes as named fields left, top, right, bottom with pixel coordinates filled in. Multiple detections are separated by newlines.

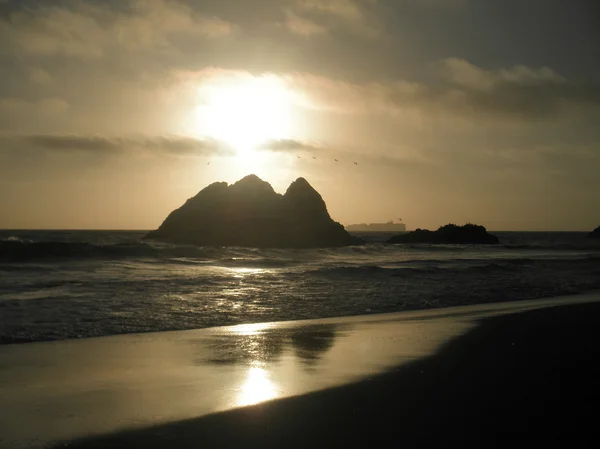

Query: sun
left=195, top=75, right=294, bottom=154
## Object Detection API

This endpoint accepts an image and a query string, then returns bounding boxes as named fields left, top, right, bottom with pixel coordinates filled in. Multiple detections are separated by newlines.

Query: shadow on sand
left=59, top=303, right=600, bottom=448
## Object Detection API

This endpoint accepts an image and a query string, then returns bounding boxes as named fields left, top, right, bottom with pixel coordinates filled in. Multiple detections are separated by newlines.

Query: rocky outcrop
left=387, top=224, right=499, bottom=244
left=145, top=175, right=363, bottom=248
left=589, top=226, right=600, bottom=239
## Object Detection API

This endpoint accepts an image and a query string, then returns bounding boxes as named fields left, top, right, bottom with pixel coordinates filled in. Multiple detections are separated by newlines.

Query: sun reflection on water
left=236, top=365, right=278, bottom=407
left=230, top=267, right=265, bottom=275
left=229, top=267, right=265, bottom=279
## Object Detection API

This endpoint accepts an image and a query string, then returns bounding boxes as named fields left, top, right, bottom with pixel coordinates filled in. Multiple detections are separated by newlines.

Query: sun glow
left=196, top=75, right=294, bottom=155
left=236, top=366, right=278, bottom=407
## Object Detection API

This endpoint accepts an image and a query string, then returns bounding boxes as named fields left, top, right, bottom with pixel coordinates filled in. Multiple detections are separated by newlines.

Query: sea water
left=1, top=230, right=599, bottom=343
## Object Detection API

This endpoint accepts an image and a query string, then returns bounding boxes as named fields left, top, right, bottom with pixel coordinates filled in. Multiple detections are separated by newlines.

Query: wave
left=25, top=279, right=84, bottom=289
left=382, top=257, right=536, bottom=267
left=0, top=240, right=214, bottom=262
left=3, top=233, right=600, bottom=265
left=309, top=265, right=390, bottom=276
left=304, top=258, right=578, bottom=279
left=0, top=264, right=56, bottom=272
left=299, top=265, right=435, bottom=279
left=2, top=236, right=31, bottom=243
left=216, top=258, right=300, bottom=269
left=500, top=243, right=600, bottom=251
left=0, top=239, right=309, bottom=268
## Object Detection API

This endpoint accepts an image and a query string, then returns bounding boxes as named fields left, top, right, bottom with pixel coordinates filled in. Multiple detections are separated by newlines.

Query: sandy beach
left=1, top=292, right=600, bottom=449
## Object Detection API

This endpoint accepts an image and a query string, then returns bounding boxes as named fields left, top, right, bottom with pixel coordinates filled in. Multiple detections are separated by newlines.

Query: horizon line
left=0, top=228, right=595, bottom=233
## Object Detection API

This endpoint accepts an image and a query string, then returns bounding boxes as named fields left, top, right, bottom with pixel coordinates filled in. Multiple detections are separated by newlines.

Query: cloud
left=28, top=67, right=54, bottom=86
left=289, top=0, right=381, bottom=37
left=283, top=10, right=327, bottom=37
left=26, top=134, right=124, bottom=153
left=286, top=59, right=600, bottom=122
left=0, top=0, right=236, bottom=59
left=439, top=58, right=565, bottom=90
left=0, top=134, right=233, bottom=157
left=258, top=138, right=435, bottom=173
left=1, top=3, right=106, bottom=58
left=432, top=59, right=600, bottom=119
left=282, top=72, right=391, bottom=113
left=113, top=0, right=235, bottom=51
left=169, top=61, right=600, bottom=145
left=260, top=139, right=325, bottom=153
left=408, top=0, right=467, bottom=7
left=0, top=97, right=69, bottom=116
left=298, top=0, right=365, bottom=21
left=140, top=136, right=232, bottom=156
left=0, top=97, right=70, bottom=131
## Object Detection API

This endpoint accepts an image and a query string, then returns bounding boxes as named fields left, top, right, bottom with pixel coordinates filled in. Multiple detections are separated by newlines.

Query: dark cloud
left=289, top=0, right=383, bottom=38
left=433, top=59, right=600, bottom=119
left=0, top=133, right=233, bottom=156
left=27, top=134, right=123, bottom=152
left=139, top=136, right=232, bottom=156
left=260, top=139, right=324, bottom=153
left=458, top=81, right=600, bottom=119
left=298, top=59, right=600, bottom=122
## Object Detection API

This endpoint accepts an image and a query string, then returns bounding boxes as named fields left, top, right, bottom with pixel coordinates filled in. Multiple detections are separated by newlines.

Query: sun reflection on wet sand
left=231, top=322, right=274, bottom=336
left=236, top=365, right=278, bottom=406
left=228, top=323, right=282, bottom=406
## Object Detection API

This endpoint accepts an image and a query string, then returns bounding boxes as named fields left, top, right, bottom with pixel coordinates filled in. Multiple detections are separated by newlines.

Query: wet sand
left=2, top=293, right=600, bottom=448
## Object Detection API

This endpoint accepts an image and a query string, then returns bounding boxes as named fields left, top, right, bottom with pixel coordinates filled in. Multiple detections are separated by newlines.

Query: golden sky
left=1, top=0, right=599, bottom=230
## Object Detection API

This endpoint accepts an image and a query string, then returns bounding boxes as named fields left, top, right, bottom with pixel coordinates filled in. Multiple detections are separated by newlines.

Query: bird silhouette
left=335, top=159, right=339, bottom=162
left=297, top=155, right=301, bottom=159
left=353, top=162, right=358, bottom=165
left=207, top=161, right=210, bottom=165
left=312, top=156, right=316, bottom=160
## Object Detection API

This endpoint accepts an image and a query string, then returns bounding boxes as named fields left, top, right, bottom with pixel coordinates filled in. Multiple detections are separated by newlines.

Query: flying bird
left=312, top=156, right=316, bottom=160
left=334, top=159, right=339, bottom=162
left=354, top=162, right=358, bottom=165
left=297, top=155, right=301, bottom=159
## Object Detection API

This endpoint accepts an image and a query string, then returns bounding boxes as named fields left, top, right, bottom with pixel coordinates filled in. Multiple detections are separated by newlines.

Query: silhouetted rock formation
left=387, top=224, right=499, bottom=244
left=145, top=175, right=363, bottom=248
left=590, top=226, right=600, bottom=239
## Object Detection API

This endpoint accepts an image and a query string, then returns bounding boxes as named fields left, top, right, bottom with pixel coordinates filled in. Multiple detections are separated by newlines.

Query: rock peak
left=231, top=174, right=276, bottom=195
left=145, top=175, right=363, bottom=248
left=234, top=174, right=265, bottom=185
left=285, top=177, right=318, bottom=196
left=292, top=177, right=310, bottom=186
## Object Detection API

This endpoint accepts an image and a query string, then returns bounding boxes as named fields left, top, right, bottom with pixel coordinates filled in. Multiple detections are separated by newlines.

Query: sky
left=0, top=0, right=599, bottom=231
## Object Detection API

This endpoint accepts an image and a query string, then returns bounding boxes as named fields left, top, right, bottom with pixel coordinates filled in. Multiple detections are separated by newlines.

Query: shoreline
left=59, top=299, right=600, bottom=449
left=3, top=288, right=600, bottom=346
left=1, top=292, right=600, bottom=448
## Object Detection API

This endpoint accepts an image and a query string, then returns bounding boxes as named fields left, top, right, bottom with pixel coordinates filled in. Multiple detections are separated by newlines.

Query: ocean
left=1, top=230, right=600, bottom=344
